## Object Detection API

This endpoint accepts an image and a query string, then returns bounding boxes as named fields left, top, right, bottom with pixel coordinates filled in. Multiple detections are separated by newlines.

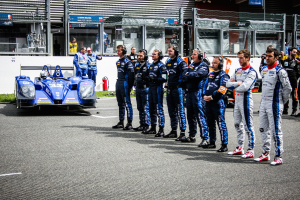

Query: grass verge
left=0, top=91, right=135, bottom=103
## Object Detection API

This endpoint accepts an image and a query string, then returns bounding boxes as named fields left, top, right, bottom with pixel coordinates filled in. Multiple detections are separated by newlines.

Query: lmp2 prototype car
left=14, top=65, right=96, bottom=109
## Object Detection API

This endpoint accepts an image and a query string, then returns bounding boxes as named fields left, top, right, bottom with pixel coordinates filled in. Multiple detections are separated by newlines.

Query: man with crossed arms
left=226, top=49, right=257, bottom=158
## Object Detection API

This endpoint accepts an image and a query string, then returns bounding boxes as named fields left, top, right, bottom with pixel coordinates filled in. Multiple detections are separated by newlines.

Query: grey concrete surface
left=0, top=94, right=300, bottom=199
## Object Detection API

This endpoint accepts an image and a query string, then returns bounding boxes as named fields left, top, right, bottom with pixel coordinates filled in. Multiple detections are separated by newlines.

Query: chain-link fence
left=0, top=0, right=47, bottom=21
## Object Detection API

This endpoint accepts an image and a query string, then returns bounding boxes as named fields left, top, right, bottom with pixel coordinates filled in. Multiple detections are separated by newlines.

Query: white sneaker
left=228, top=146, right=244, bottom=155
left=270, top=156, right=283, bottom=166
left=254, top=152, right=270, bottom=162
left=241, top=148, right=254, bottom=158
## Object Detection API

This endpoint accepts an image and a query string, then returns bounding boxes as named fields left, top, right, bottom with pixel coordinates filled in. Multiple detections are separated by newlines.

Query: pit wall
left=0, top=56, right=261, bottom=94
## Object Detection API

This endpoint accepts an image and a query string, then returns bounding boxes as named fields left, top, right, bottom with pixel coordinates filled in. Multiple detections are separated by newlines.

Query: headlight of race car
left=20, top=85, right=35, bottom=98
left=79, top=85, right=93, bottom=99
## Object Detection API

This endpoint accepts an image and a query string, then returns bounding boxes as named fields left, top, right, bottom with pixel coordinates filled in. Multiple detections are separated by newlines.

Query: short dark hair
left=131, top=46, right=136, bottom=50
left=238, top=49, right=251, bottom=59
left=139, top=49, right=146, bottom=56
left=81, top=47, right=86, bottom=50
left=266, top=48, right=279, bottom=58
left=291, top=47, right=298, bottom=52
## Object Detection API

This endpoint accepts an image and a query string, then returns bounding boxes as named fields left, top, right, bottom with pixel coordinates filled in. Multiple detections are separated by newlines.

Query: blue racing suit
left=146, top=60, right=168, bottom=128
left=135, top=61, right=150, bottom=127
left=203, top=70, right=230, bottom=145
left=73, top=52, right=89, bottom=77
left=116, top=57, right=135, bottom=123
left=182, top=61, right=209, bottom=139
left=165, top=56, right=187, bottom=131
left=87, top=53, right=102, bottom=83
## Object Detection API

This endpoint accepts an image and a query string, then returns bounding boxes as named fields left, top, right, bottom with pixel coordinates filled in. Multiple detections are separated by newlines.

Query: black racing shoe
left=295, top=113, right=300, bottom=117
left=217, top=144, right=228, bottom=152
left=175, top=133, right=185, bottom=141
left=291, top=110, right=297, bottom=116
left=283, top=110, right=288, bottom=115
left=202, top=141, right=216, bottom=149
left=198, top=139, right=209, bottom=147
left=181, top=136, right=196, bottom=143
left=163, top=130, right=177, bottom=138
left=143, top=126, right=156, bottom=134
left=133, top=125, right=144, bottom=131
left=155, top=128, right=164, bottom=137
left=112, top=121, right=124, bottom=129
left=123, top=123, right=133, bottom=130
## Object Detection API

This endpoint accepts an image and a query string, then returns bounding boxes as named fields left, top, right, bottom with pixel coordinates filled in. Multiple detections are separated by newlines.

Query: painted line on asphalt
left=83, top=107, right=119, bottom=111
left=90, top=114, right=140, bottom=119
left=0, top=172, right=22, bottom=177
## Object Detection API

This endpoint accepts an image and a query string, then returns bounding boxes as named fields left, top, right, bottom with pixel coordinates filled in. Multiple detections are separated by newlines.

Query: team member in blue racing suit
left=254, top=48, right=292, bottom=166
left=86, top=47, right=102, bottom=83
left=133, top=49, right=150, bottom=132
left=142, top=49, right=168, bottom=136
left=163, top=44, right=187, bottom=139
left=226, top=49, right=257, bottom=158
left=112, top=45, right=135, bottom=130
left=73, top=47, right=89, bottom=77
left=181, top=49, right=209, bottom=144
left=202, top=56, right=230, bottom=152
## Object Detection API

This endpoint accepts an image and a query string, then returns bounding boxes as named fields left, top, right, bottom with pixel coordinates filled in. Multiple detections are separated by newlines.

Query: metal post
left=293, top=14, right=297, bottom=47
left=179, top=8, right=184, bottom=26
left=143, top=25, right=146, bottom=50
left=283, top=13, right=286, bottom=53
left=100, top=23, right=104, bottom=55
left=64, top=0, right=69, bottom=56
left=220, top=29, right=223, bottom=56
left=193, top=8, right=197, bottom=50
left=263, top=0, right=265, bottom=21
left=46, top=0, right=51, bottom=56
left=253, top=30, right=256, bottom=57
left=180, top=7, right=184, bottom=56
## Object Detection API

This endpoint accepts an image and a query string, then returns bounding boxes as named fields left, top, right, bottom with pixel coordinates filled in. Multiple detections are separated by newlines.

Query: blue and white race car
left=14, top=65, right=96, bottom=109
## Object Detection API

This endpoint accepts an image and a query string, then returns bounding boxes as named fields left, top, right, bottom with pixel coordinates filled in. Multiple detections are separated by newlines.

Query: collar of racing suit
left=241, top=63, right=251, bottom=70
left=267, top=62, right=278, bottom=70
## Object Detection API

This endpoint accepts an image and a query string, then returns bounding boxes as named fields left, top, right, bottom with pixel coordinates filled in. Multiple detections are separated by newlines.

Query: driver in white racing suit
left=254, top=48, right=292, bottom=166
left=226, top=49, right=257, bottom=158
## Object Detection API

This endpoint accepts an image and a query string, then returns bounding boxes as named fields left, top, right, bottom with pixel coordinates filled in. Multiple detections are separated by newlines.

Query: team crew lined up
left=112, top=44, right=294, bottom=166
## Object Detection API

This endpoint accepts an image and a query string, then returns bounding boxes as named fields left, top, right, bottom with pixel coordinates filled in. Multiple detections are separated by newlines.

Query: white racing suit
left=259, top=64, right=292, bottom=156
left=226, top=65, right=257, bottom=149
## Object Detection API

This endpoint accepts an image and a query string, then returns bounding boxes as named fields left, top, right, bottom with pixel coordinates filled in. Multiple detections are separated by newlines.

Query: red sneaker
left=228, top=146, right=244, bottom=155
left=242, top=148, right=254, bottom=158
left=254, top=152, right=270, bottom=162
left=270, top=156, right=283, bottom=166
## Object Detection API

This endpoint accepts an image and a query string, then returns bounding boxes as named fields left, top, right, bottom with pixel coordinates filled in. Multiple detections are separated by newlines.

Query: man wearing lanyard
left=86, top=47, right=102, bottom=83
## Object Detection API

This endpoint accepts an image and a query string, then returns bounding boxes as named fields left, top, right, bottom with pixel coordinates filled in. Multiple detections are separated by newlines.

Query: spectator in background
left=69, top=37, right=77, bottom=53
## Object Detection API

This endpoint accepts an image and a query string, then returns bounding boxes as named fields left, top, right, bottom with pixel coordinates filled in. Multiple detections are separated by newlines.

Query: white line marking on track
left=0, top=172, right=22, bottom=177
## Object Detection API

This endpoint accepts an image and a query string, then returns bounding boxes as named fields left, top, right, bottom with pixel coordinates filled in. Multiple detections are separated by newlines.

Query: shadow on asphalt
left=62, top=125, right=271, bottom=165
left=0, top=103, right=88, bottom=117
